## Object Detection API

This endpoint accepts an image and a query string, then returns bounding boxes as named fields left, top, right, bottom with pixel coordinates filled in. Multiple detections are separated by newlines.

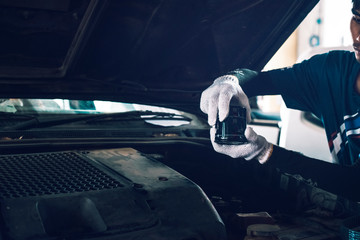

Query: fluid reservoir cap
left=247, top=224, right=281, bottom=237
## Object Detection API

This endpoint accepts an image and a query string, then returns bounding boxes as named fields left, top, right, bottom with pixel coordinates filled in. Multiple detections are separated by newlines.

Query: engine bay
left=0, top=147, right=225, bottom=239
left=0, top=142, right=359, bottom=239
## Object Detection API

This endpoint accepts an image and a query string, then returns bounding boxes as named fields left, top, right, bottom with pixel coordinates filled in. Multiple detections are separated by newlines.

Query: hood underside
left=0, top=0, right=318, bottom=109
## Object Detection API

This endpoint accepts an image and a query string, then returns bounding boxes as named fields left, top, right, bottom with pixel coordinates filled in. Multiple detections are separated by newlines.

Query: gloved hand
left=200, top=73, right=252, bottom=127
left=210, top=126, right=273, bottom=163
left=200, top=69, right=273, bottom=163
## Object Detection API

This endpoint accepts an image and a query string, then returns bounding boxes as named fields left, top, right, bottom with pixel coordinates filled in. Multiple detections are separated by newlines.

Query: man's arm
left=265, top=145, right=360, bottom=202
left=228, top=69, right=280, bottom=97
left=200, top=68, right=285, bottom=126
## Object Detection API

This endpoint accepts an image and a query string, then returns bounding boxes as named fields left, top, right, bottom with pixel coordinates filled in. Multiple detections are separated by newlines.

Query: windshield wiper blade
left=85, top=111, right=191, bottom=123
left=0, top=112, right=37, bottom=119
left=3, top=111, right=191, bottom=130
left=3, top=114, right=91, bottom=131
left=0, top=112, right=38, bottom=129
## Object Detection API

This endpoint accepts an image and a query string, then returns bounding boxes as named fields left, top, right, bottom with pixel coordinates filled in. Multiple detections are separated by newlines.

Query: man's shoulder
left=305, top=49, right=355, bottom=67
left=309, top=49, right=353, bottom=59
left=326, top=49, right=354, bottom=57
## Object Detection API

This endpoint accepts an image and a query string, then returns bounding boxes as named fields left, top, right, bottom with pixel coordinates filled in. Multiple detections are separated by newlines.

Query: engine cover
left=0, top=148, right=226, bottom=240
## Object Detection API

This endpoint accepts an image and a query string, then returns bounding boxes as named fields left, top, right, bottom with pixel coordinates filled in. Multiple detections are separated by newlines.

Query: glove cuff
left=213, top=75, right=239, bottom=85
left=258, top=143, right=274, bottom=164
left=227, top=69, right=258, bottom=85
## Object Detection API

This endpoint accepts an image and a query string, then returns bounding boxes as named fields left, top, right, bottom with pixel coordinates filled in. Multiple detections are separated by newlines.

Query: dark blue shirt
left=268, top=50, right=360, bottom=166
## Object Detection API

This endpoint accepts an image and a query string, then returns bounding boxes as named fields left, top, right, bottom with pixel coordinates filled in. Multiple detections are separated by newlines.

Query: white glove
left=200, top=74, right=251, bottom=126
left=210, top=126, right=273, bottom=163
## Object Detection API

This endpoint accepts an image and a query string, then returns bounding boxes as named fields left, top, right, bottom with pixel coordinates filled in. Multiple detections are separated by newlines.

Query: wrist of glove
left=210, top=127, right=273, bottom=163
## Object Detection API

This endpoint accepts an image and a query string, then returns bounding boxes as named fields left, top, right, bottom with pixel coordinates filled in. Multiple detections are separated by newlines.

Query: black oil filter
left=215, top=105, right=247, bottom=145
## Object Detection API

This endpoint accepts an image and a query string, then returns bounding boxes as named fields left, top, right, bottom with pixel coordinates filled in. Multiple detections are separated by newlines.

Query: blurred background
left=254, top=0, right=353, bottom=162
left=261, top=0, right=352, bottom=112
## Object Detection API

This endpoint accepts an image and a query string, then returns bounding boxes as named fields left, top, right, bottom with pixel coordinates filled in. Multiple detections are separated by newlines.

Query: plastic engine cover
left=0, top=148, right=226, bottom=240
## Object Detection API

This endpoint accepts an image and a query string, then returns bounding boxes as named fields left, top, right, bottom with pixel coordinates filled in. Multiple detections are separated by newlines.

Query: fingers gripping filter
left=215, top=105, right=247, bottom=145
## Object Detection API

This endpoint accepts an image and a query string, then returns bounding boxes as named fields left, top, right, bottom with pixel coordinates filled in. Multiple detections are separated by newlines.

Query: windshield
left=0, top=99, right=179, bottom=114
left=0, top=99, right=192, bottom=128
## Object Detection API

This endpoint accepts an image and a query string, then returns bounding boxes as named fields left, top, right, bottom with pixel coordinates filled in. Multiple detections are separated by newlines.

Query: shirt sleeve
left=265, top=145, right=360, bottom=202
left=233, top=51, right=352, bottom=120
left=266, top=53, right=330, bottom=116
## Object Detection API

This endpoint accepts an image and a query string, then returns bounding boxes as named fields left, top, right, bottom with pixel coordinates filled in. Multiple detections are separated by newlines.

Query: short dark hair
left=354, top=0, right=360, bottom=9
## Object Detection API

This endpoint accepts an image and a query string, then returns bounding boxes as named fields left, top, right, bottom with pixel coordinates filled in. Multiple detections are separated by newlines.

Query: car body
left=0, top=0, right=358, bottom=239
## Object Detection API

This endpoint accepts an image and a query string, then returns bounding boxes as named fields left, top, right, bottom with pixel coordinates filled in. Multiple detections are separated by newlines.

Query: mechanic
left=200, top=0, right=360, bottom=201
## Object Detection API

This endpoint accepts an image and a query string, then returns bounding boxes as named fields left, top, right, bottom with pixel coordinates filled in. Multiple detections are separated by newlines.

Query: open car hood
left=0, top=0, right=318, bottom=112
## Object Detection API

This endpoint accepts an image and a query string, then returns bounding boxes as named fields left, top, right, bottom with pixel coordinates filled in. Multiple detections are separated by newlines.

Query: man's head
left=351, top=0, right=360, bottom=62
